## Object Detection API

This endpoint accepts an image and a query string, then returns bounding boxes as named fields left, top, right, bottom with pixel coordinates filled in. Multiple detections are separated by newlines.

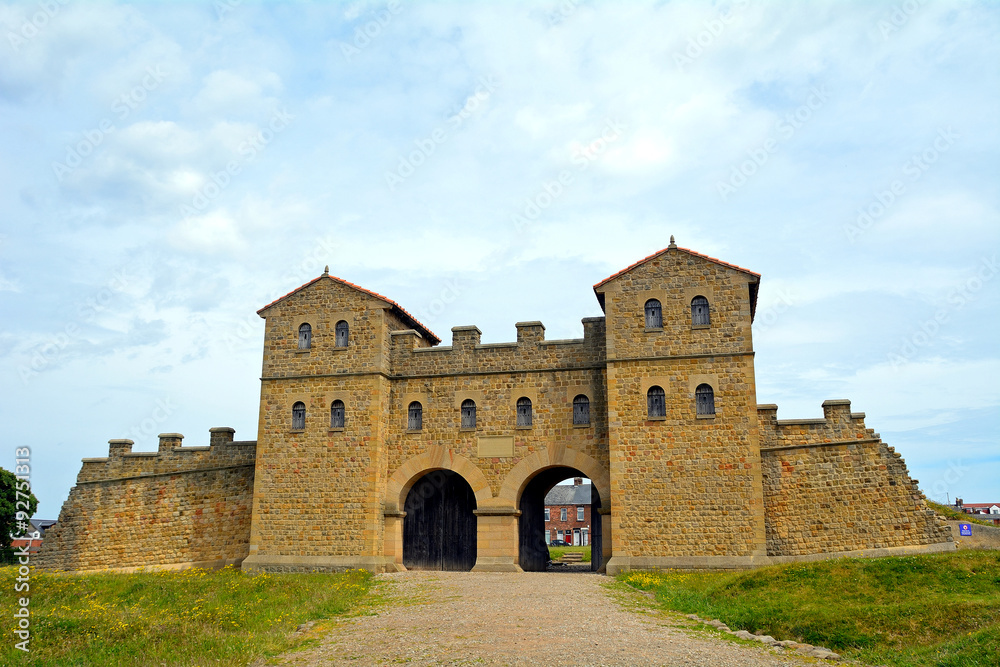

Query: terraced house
left=38, top=238, right=954, bottom=574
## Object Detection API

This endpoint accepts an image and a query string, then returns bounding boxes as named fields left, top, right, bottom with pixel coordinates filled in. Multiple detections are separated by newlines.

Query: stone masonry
left=38, top=240, right=953, bottom=573
left=36, top=429, right=254, bottom=571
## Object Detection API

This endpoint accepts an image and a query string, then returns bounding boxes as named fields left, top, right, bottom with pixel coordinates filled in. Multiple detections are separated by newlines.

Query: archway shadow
left=518, top=467, right=602, bottom=572
left=403, top=469, right=477, bottom=571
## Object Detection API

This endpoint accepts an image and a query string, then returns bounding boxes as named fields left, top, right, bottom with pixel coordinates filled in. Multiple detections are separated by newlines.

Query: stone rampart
left=36, top=428, right=255, bottom=572
left=759, top=401, right=952, bottom=559
left=389, top=318, right=607, bottom=377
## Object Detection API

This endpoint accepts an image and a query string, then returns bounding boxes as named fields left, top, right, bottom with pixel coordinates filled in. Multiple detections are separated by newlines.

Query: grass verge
left=548, top=545, right=591, bottom=562
left=619, top=550, right=1000, bottom=667
left=0, top=565, right=373, bottom=666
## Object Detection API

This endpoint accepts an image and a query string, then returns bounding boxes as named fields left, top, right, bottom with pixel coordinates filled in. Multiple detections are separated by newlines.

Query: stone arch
left=385, top=446, right=493, bottom=512
left=497, top=445, right=610, bottom=511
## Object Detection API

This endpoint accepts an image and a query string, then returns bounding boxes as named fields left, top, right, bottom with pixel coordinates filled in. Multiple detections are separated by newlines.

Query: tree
left=0, top=467, right=39, bottom=564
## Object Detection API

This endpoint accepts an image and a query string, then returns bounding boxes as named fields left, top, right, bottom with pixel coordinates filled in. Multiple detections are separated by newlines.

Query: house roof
left=544, top=483, right=592, bottom=505
left=30, top=518, right=56, bottom=534
left=960, top=503, right=1000, bottom=511
left=256, top=272, right=441, bottom=345
left=592, top=242, right=760, bottom=319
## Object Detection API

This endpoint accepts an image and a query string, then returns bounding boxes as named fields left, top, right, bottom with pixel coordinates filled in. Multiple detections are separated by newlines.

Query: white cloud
left=190, top=69, right=283, bottom=118
left=845, top=358, right=1000, bottom=430
left=171, top=210, right=246, bottom=254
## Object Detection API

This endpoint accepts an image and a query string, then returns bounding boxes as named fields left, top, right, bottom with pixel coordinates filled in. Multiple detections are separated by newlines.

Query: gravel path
left=272, top=570, right=818, bottom=666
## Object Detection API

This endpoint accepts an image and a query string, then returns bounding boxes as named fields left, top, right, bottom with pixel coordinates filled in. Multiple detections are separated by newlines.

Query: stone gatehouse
left=38, top=240, right=953, bottom=574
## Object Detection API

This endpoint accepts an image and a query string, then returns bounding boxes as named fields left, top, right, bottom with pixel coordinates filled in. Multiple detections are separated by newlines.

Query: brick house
left=10, top=519, right=57, bottom=557
left=954, top=500, right=1000, bottom=525
left=544, top=478, right=593, bottom=546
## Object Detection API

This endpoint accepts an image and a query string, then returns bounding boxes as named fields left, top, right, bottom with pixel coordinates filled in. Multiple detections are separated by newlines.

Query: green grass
left=927, top=500, right=997, bottom=527
left=548, top=545, right=591, bottom=562
left=0, top=565, right=374, bottom=666
left=619, top=551, right=1000, bottom=667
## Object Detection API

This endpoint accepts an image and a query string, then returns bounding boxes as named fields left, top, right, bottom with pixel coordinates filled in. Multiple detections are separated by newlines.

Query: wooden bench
left=559, top=552, right=584, bottom=563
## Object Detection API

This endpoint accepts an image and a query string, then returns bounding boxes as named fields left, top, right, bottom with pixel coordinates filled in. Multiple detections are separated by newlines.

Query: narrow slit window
left=560, top=507, right=567, bottom=522
left=516, top=397, right=532, bottom=427
left=691, top=296, right=710, bottom=326
left=298, top=323, right=312, bottom=350
left=461, top=399, right=476, bottom=429
left=573, top=394, right=590, bottom=425
left=647, top=386, right=666, bottom=418
left=407, top=401, right=422, bottom=430
left=577, top=506, right=584, bottom=522
left=696, top=384, right=715, bottom=416
left=645, top=299, right=662, bottom=328
left=335, top=320, right=349, bottom=347
left=292, top=401, right=306, bottom=430
left=330, top=400, right=345, bottom=428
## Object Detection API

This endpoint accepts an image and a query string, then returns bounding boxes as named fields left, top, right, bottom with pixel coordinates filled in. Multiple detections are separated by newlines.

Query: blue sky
left=1, top=1, right=997, bottom=516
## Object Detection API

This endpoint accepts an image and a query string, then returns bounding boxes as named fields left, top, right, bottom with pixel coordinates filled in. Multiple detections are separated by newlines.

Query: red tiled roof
left=257, top=274, right=441, bottom=345
left=593, top=244, right=760, bottom=290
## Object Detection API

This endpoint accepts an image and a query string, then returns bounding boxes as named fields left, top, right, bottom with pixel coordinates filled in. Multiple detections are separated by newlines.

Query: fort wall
left=35, top=428, right=255, bottom=572
left=759, top=400, right=953, bottom=559
left=37, top=246, right=956, bottom=574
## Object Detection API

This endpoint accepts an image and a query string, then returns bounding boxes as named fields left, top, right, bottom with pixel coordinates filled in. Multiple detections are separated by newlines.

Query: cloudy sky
left=1, top=1, right=997, bottom=516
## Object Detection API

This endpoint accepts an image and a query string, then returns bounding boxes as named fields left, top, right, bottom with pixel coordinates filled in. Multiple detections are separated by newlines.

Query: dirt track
left=272, top=570, right=816, bottom=666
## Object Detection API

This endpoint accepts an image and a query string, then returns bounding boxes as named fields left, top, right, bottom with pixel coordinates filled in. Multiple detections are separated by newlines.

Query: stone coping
left=75, top=463, right=254, bottom=486
left=760, top=437, right=880, bottom=453
left=775, top=418, right=827, bottom=426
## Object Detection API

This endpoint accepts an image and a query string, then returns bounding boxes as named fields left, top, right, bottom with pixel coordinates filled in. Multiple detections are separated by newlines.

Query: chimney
left=573, top=477, right=583, bottom=486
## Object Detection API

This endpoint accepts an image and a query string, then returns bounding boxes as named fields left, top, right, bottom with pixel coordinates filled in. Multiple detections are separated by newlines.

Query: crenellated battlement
left=77, top=427, right=256, bottom=484
left=757, top=399, right=873, bottom=449
left=389, top=317, right=607, bottom=377
left=41, top=243, right=956, bottom=574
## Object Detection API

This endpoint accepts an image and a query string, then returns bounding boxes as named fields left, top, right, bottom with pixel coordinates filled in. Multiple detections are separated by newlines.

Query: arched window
left=644, top=299, right=662, bottom=329
left=573, top=394, right=590, bottom=425
left=461, top=399, right=476, bottom=429
left=335, top=320, right=349, bottom=347
left=691, top=296, right=710, bottom=326
left=298, top=323, right=312, bottom=349
left=647, top=386, right=666, bottom=418
left=408, top=401, right=422, bottom=430
left=330, top=400, right=345, bottom=428
left=516, top=397, right=532, bottom=427
left=696, top=384, right=715, bottom=416
left=292, top=401, right=306, bottom=430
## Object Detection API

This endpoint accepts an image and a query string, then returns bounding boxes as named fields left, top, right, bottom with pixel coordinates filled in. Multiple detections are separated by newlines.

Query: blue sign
left=959, top=523, right=972, bottom=536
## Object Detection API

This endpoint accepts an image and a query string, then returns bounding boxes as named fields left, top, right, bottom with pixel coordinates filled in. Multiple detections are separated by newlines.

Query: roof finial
left=668, top=235, right=676, bottom=249
left=323, top=265, right=329, bottom=276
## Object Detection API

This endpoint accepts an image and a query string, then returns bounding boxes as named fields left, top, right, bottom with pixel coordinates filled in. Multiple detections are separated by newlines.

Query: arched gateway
left=38, top=244, right=954, bottom=574
left=383, top=447, right=611, bottom=572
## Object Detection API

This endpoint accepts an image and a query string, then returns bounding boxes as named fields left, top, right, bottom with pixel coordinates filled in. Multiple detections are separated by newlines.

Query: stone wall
left=36, top=428, right=255, bottom=572
left=39, top=247, right=959, bottom=574
left=386, top=321, right=609, bottom=499
left=760, top=400, right=953, bottom=559
left=946, top=520, right=1000, bottom=550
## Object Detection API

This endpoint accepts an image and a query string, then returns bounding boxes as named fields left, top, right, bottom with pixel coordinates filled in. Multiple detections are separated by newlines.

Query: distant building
left=954, top=500, right=1000, bottom=525
left=544, top=478, right=593, bottom=546
left=11, top=519, right=57, bottom=556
